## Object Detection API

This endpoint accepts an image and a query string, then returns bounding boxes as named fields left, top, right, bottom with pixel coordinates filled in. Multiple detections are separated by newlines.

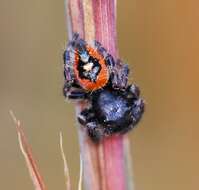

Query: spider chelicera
left=63, top=33, right=144, bottom=142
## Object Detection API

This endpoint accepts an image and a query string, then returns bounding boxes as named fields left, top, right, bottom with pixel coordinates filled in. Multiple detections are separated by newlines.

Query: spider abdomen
left=93, top=90, right=133, bottom=129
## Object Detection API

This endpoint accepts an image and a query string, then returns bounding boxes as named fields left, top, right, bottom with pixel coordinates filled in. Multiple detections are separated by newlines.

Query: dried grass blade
left=78, top=155, right=83, bottom=190
left=9, top=110, right=47, bottom=190
left=59, top=132, right=71, bottom=190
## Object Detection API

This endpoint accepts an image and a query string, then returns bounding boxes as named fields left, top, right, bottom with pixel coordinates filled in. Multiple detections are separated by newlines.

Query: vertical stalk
left=65, top=0, right=133, bottom=189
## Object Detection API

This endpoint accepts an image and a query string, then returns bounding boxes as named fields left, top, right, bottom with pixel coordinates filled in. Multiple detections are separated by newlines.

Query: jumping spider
left=63, top=33, right=144, bottom=142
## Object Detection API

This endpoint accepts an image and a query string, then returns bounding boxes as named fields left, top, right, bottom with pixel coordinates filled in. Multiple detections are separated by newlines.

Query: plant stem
left=65, top=0, right=134, bottom=189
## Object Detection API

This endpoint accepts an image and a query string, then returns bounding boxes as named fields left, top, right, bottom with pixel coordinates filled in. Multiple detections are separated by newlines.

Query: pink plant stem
left=65, top=0, right=133, bottom=190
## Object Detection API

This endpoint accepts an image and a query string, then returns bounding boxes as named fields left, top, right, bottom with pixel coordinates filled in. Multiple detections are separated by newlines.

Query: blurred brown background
left=0, top=0, right=199, bottom=190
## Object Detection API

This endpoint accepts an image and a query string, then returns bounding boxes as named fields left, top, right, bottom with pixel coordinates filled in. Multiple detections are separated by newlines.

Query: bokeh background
left=1, top=0, right=199, bottom=190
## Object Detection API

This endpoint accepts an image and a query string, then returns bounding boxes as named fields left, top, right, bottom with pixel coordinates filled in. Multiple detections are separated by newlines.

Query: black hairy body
left=78, top=87, right=144, bottom=142
left=63, top=33, right=145, bottom=142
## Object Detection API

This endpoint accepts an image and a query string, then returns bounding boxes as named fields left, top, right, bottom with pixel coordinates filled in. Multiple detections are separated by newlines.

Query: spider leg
left=77, top=108, right=95, bottom=125
left=125, top=84, right=144, bottom=124
left=105, top=54, right=115, bottom=68
left=69, top=34, right=87, bottom=54
left=131, top=98, right=145, bottom=125
left=86, top=122, right=104, bottom=142
left=94, top=40, right=130, bottom=91
left=124, top=84, right=140, bottom=99
left=63, top=82, right=87, bottom=100
left=65, top=33, right=88, bottom=59
left=110, top=59, right=129, bottom=90
left=64, top=48, right=88, bottom=100
left=78, top=108, right=104, bottom=142
left=63, top=49, right=76, bottom=83
left=67, top=91, right=87, bottom=99
left=71, top=32, right=79, bottom=41
left=94, top=40, right=116, bottom=68
left=94, top=40, right=108, bottom=58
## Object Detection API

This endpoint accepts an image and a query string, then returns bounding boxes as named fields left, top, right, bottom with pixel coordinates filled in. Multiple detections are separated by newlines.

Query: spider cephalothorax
left=63, top=33, right=129, bottom=99
left=63, top=33, right=145, bottom=142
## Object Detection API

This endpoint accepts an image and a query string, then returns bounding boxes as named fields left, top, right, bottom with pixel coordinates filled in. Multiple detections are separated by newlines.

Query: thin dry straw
left=59, top=132, right=71, bottom=190
left=78, top=155, right=83, bottom=190
left=10, top=110, right=83, bottom=190
left=9, top=110, right=47, bottom=190
left=60, top=132, right=83, bottom=190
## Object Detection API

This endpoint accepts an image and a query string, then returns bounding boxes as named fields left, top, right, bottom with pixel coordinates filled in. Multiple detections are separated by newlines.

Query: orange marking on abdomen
left=73, top=46, right=109, bottom=91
